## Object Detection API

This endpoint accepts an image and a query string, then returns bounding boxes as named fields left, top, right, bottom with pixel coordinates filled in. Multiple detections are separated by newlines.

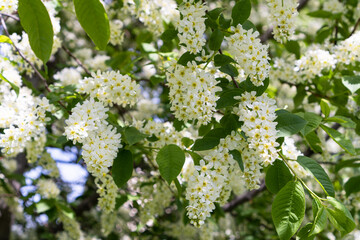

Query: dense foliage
left=0, top=0, right=360, bottom=239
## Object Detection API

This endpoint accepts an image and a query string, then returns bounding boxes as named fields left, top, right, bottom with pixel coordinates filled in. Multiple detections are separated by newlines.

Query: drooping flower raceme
left=225, top=25, right=270, bottom=86
left=109, top=19, right=124, bottom=46
left=64, top=98, right=122, bottom=213
left=185, top=132, right=243, bottom=227
left=37, top=179, right=60, bottom=199
left=334, top=31, right=360, bottom=65
left=176, top=0, right=208, bottom=54
left=235, top=92, right=279, bottom=166
left=294, top=48, right=337, bottom=80
left=78, top=70, right=141, bottom=107
left=166, top=61, right=221, bottom=126
left=266, top=0, right=298, bottom=42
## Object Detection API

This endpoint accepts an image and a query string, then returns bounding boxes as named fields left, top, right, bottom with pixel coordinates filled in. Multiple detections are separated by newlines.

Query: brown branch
left=61, top=45, right=91, bottom=76
left=223, top=180, right=266, bottom=212
left=260, top=0, right=310, bottom=43
left=0, top=12, right=19, bottom=21
left=349, top=17, right=360, bottom=37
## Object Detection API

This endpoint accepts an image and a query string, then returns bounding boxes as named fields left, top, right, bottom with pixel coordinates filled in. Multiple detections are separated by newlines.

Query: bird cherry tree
left=0, top=0, right=359, bottom=239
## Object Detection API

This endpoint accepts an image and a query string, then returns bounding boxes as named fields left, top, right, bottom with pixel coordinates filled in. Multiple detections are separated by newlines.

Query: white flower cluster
left=266, top=0, right=298, bottom=42
left=323, top=0, right=345, bottom=14
left=334, top=31, right=360, bottom=65
left=0, top=58, right=22, bottom=87
left=225, top=25, right=270, bottom=86
left=58, top=211, right=82, bottom=240
left=166, top=61, right=221, bottom=126
left=176, top=0, right=208, bottom=54
left=139, top=178, right=173, bottom=224
left=0, top=0, right=17, bottom=14
left=37, top=179, right=60, bottom=199
left=0, top=88, right=53, bottom=157
left=95, top=174, right=118, bottom=213
left=109, top=20, right=124, bottom=46
left=38, top=152, right=60, bottom=178
left=185, top=133, right=242, bottom=227
left=53, top=67, right=82, bottom=86
left=123, top=0, right=178, bottom=36
left=78, top=70, right=140, bottom=107
left=25, top=131, right=47, bottom=163
left=270, top=56, right=301, bottom=84
left=282, top=137, right=309, bottom=178
left=235, top=92, right=279, bottom=166
left=64, top=98, right=121, bottom=212
left=294, top=48, right=337, bottom=80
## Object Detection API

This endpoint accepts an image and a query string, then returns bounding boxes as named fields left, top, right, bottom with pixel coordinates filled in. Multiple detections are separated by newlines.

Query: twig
left=61, top=45, right=91, bottom=76
left=0, top=12, right=19, bottom=21
left=0, top=14, right=51, bottom=92
left=223, top=180, right=266, bottom=212
left=349, top=17, right=360, bottom=37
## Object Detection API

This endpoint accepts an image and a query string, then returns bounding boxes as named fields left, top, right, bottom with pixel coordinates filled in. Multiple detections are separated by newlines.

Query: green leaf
left=219, top=64, right=239, bottom=78
left=18, top=0, right=54, bottom=63
left=272, top=180, right=305, bottom=240
left=310, top=198, right=327, bottom=236
left=297, top=156, right=335, bottom=197
left=160, top=29, right=178, bottom=42
left=115, top=195, right=128, bottom=210
left=209, top=29, right=224, bottom=51
left=265, top=159, right=293, bottom=194
left=297, top=223, right=315, bottom=240
left=335, top=158, right=360, bottom=172
left=36, top=199, right=55, bottom=213
left=207, top=7, right=224, bottom=20
left=231, top=0, right=251, bottom=26
left=0, top=35, right=12, bottom=44
left=284, top=40, right=300, bottom=59
left=0, top=73, right=20, bottom=96
left=56, top=202, right=75, bottom=219
left=344, top=175, right=360, bottom=197
left=325, top=197, right=356, bottom=236
left=214, top=54, right=236, bottom=67
left=342, top=76, right=360, bottom=94
left=156, top=144, right=185, bottom=184
left=112, top=149, right=133, bottom=188
left=220, top=113, right=243, bottom=134
left=275, top=110, right=307, bottom=137
left=241, top=20, right=257, bottom=32
left=177, top=51, right=196, bottom=66
left=320, top=124, right=356, bottom=155
left=123, top=127, right=147, bottom=146
left=219, top=14, right=231, bottom=29
left=240, top=77, right=269, bottom=96
left=216, top=88, right=244, bottom=109
left=307, top=10, right=333, bottom=18
left=295, top=112, right=322, bottom=136
left=187, top=150, right=202, bottom=165
left=192, top=128, right=226, bottom=151
left=324, top=116, right=356, bottom=128
left=320, top=99, right=330, bottom=118
left=229, top=149, right=244, bottom=171
left=181, top=137, right=194, bottom=148
left=304, top=131, right=323, bottom=153
left=74, top=0, right=110, bottom=50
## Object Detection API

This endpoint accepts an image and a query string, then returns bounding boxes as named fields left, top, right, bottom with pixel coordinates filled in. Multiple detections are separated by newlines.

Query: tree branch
left=223, top=180, right=266, bottom=212
left=61, top=45, right=91, bottom=76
